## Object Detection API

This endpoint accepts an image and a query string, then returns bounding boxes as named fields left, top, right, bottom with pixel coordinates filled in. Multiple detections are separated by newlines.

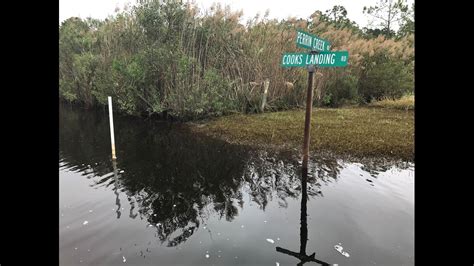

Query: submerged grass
left=190, top=107, right=414, bottom=161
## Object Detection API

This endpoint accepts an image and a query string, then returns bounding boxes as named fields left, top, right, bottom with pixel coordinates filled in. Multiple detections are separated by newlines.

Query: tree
left=323, top=5, right=359, bottom=31
left=59, top=17, right=94, bottom=104
left=397, top=2, right=414, bottom=37
left=362, top=27, right=393, bottom=39
left=326, top=5, right=347, bottom=22
left=363, top=0, right=409, bottom=38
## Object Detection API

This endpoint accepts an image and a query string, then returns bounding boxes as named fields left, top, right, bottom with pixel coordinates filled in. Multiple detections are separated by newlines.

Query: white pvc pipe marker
left=108, top=96, right=117, bottom=160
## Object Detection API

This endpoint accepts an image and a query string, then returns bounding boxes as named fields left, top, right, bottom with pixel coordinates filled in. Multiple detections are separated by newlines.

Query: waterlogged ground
left=191, top=108, right=414, bottom=161
left=59, top=105, right=414, bottom=265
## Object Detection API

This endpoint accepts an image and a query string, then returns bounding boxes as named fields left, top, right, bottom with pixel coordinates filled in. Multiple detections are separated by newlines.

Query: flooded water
left=59, top=105, right=414, bottom=265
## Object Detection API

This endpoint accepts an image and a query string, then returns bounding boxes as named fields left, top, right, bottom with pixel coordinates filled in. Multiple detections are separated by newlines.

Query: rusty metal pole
left=302, top=57, right=316, bottom=171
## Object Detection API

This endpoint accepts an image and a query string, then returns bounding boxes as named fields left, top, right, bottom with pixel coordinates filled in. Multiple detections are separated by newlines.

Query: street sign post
left=283, top=29, right=349, bottom=172
left=281, top=51, right=349, bottom=68
left=296, top=29, right=331, bottom=52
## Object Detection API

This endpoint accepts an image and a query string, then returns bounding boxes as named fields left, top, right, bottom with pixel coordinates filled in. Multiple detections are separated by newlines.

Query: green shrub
left=323, top=70, right=359, bottom=107
left=358, top=52, right=413, bottom=103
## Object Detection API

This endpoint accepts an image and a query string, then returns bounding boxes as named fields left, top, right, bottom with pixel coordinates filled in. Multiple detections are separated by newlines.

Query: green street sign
left=296, top=29, right=331, bottom=52
left=281, top=51, right=349, bottom=68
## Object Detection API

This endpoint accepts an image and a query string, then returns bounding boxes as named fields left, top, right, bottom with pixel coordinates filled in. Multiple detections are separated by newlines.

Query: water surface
left=59, top=105, right=414, bottom=265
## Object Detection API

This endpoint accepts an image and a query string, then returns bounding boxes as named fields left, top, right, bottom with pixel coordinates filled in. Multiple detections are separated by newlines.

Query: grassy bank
left=190, top=107, right=414, bottom=161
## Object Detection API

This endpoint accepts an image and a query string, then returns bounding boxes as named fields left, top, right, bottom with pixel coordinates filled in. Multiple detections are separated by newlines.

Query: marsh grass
left=190, top=107, right=414, bottom=161
left=369, top=95, right=414, bottom=110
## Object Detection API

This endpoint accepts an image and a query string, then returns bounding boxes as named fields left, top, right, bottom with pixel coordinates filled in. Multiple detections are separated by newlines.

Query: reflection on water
left=59, top=104, right=414, bottom=265
left=59, top=105, right=340, bottom=248
left=276, top=167, right=330, bottom=266
left=112, top=160, right=121, bottom=219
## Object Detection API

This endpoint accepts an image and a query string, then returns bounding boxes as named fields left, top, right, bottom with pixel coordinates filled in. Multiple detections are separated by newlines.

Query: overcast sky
left=59, top=0, right=413, bottom=29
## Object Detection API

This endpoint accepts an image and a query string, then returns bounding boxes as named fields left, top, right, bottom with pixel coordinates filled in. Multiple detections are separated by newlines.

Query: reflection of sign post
left=276, top=168, right=331, bottom=266
left=282, top=29, right=349, bottom=171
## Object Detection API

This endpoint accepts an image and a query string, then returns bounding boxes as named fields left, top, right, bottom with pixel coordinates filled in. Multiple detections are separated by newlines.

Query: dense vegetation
left=60, top=0, right=414, bottom=120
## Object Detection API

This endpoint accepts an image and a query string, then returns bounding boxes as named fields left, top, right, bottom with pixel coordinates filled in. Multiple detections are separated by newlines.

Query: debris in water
left=148, top=224, right=153, bottom=227
left=205, top=254, right=210, bottom=258
left=89, top=210, right=93, bottom=213
left=156, top=223, right=161, bottom=226
left=122, top=256, right=126, bottom=262
left=266, top=238, right=275, bottom=244
left=66, top=226, right=70, bottom=229
left=366, top=179, right=373, bottom=183
left=334, top=244, right=350, bottom=257
left=240, top=225, right=245, bottom=228
left=87, top=249, right=90, bottom=252
left=203, top=226, right=206, bottom=229
left=276, top=263, right=280, bottom=266
left=83, top=221, right=89, bottom=225
left=80, top=259, right=83, bottom=263
left=277, top=238, right=280, bottom=241
left=217, top=232, right=221, bottom=235
left=153, top=214, right=157, bottom=216
left=264, top=220, right=267, bottom=223
left=75, top=247, right=78, bottom=250
left=218, top=255, right=221, bottom=258
left=218, top=250, right=221, bottom=253
left=234, top=256, right=238, bottom=259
